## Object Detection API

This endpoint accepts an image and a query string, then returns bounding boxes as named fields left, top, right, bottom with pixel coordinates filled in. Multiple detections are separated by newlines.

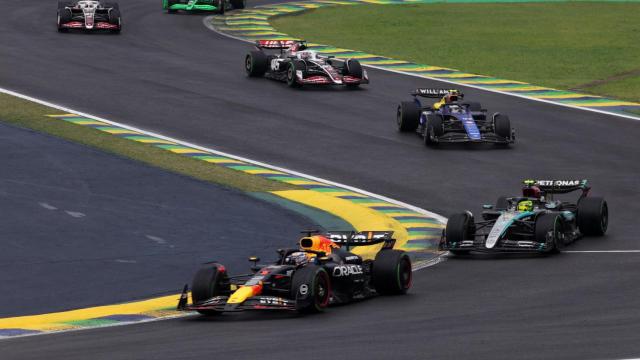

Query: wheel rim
left=315, top=272, right=330, bottom=308
left=601, top=203, right=608, bottom=232
left=245, top=57, right=252, bottom=72
left=396, top=108, right=402, bottom=127
left=288, top=66, right=294, bottom=83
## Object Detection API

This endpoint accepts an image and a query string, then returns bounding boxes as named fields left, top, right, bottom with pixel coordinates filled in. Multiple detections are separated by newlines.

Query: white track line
left=564, top=250, right=640, bottom=253
left=0, top=86, right=446, bottom=224
left=204, top=13, right=640, bottom=122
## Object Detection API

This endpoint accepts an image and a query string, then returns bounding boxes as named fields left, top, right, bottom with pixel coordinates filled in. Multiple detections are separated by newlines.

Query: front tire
left=535, top=214, right=563, bottom=253
left=493, top=113, right=511, bottom=139
left=291, top=265, right=331, bottom=313
left=372, top=250, right=412, bottom=295
left=577, top=197, right=608, bottom=236
left=230, top=0, right=245, bottom=9
left=286, top=61, right=304, bottom=88
left=424, top=113, right=443, bottom=147
left=215, top=0, right=225, bottom=14
left=396, top=101, right=419, bottom=132
left=446, top=212, right=475, bottom=255
left=191, top=264, right=229, bottom=315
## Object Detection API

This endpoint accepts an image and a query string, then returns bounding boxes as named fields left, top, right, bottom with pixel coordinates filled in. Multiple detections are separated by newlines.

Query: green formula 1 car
left=162, top=0, right=245, bottom=14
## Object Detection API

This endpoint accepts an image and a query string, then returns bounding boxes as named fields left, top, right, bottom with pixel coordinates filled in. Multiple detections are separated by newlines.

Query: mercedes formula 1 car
left=57, top=0, right=121, bottom=33
left=163, top=0, right=245, bottom=14
left=441, top=180, right=608, bottom=255
left=397, top=89, right=515, bottom=146
left=245, top=40, right=369, bottom=88
left=177, top=231, right=412, bottom=314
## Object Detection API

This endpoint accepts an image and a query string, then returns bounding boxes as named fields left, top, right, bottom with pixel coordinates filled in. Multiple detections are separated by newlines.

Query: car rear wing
left=326, top=231, right=396, bottom=250
left=255, top=40, right=304, bottom=49
left=411, top=88, right=462, bottom=98
left=525, top=179, right=590, bottom=194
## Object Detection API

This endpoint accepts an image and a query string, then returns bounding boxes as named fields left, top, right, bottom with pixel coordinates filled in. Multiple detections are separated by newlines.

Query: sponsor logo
left=333, top=265, right=363, bottom=277
left=344, top=255, right=359, bottom=262
left=299, top=284, right=308, bottom=295
left=537, top=180, right=581, bottom=186
left=416, top=88, right=456, bottom=95
left=259, top=297, right=290, bottom=306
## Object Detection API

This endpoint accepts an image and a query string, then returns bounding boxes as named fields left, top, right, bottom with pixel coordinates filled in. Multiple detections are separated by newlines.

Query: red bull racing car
left=57, top=0, right=121, bottom=33
left=245, top=40, right=369, bottom=88
left=177, top=231, right=412, bottom=314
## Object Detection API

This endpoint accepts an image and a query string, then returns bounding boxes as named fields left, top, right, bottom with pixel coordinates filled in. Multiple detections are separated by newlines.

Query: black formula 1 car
left=177, top=231, right=412, bottom=314
left=245, top=40, right=369, bottom=88
left=397, top=89, right=515, bottom=146
left=57, top=0, right=121, bottom=33
left=441, top=180, right=608, bottom=255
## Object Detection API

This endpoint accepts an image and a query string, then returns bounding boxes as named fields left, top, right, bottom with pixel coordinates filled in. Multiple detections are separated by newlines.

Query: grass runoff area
left=272, top=1, right=640, bottom=103
left=0, top=93, right=295, bottom=193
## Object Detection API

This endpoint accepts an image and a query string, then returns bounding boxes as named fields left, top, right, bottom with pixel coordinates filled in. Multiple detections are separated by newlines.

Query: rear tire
left=372, top=250, right=412, bottom=295
left=446, top=213, right=475, bottom=255
left=396, top=101, right=419, bottom=132
left=424, top=113, right=444, bottom=147
left=215, top=0, right=225, bottom=14
left=535, top=214, right=563, bottom=253
left=577, top=197, right=608, bottom=236
left=291, top=266, right=330, bottom=313
left=230, top=0, right=245, bottom=9
left=245, top=51, right=268, bottom=77
left=286, top=61, right=304, bottom=88
left=191, top=264, right=229, bottom=315
left=493, top=113, right=511, bottom=139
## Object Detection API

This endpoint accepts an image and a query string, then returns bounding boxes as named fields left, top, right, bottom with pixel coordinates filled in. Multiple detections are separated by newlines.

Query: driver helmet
left=517, top=199, right=534, bottom=212
left=285, top=251, right=309, bottom=266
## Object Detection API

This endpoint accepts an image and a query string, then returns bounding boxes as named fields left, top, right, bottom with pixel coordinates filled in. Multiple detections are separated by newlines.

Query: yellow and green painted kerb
left=0, top=112, right=443, bottom=338
left=212, top=0, right=640, bottom=116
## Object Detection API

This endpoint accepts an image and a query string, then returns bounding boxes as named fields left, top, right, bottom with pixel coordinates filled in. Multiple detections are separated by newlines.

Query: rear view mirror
left=248, top=256, right=260, bottom=263
left=482, top=204, right=493, bottom=209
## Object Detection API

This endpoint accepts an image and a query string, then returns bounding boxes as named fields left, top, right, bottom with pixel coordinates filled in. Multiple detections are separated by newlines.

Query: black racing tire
left=245, top=51, right=268, bottom=77
left=165, top=0, right=179, bottom=13
left=396, top=101, right=420, bottom=132
left=372, top=250, right=412, bottom=295
left=230, top=0, right=245, bottom=9
left=496, top=196, right=509, bottom=210
left=464, top=101, right=482, bottom=112
left=343, top=58, right=363, bottom=78
left=215, top=0, right=225, bottom=14
left=424, top=113, right=444, bottom=147
left=191, top=264, right=229, bottom=315
left=445, top=213, right=475, bottom=255
left=291, top=265, right=331, bottom=313
left=108, top=8, right=121, bottom=27
left=286, top=61, right=304, bottom=88
left=535, top=213, right=563, bottom=253
left=57, top=3, right=72, bottom=32
left=577, top=197, right=608, bottom=236
left=493, top=113, right=511, bottom=139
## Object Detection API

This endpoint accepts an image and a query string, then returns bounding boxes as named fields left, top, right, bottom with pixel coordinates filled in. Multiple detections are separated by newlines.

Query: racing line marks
left=38, top=202, right=58, bottom=210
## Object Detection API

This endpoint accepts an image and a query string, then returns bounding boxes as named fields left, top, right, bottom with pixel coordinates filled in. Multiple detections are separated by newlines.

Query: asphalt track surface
left=0, top=121, right=313, bottom=317
left=1, top=0, right=640, bottom=358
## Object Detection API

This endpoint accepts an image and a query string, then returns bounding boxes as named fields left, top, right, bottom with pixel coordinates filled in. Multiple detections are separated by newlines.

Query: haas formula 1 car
left=177, top=231, right=412, bottom=314
left=397, top=89, right=515, bottom=146
left=441, top=180, right=608, bottom=255
left=57, top=0, right=121, bottom=33
left=163, top=0, right=245, bottom=14
left=245, top=40, right=369, bottom=88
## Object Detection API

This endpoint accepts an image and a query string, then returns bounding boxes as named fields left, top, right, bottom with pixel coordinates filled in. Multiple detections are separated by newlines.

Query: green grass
left=272, top=2, right=640, bottom=102
left=0, top=93, right=296, bottom=193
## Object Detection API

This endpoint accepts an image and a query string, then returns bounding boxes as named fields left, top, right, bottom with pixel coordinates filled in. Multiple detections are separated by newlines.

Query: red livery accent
left=300, top=76, right=332, bottom=84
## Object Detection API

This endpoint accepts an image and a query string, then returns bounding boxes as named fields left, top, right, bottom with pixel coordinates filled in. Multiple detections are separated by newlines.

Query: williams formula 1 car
left=163, top=0, right=245, bottom=14
left=397, top=89, right=515, bottom=146
left=245, top=40, right=369, bottom=88
left=177, top=231, right=412, bottom=314
left=57, top=0, right=121, bottom=33
left=441, top=180, right=608, bottom=255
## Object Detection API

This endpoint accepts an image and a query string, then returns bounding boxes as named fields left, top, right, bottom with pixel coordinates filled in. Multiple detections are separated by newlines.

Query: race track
left=1, top=0, right=639, bottom=358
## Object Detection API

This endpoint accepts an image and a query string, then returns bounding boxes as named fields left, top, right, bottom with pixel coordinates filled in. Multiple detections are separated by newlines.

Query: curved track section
left=1, top=0, right=640, bottom=358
